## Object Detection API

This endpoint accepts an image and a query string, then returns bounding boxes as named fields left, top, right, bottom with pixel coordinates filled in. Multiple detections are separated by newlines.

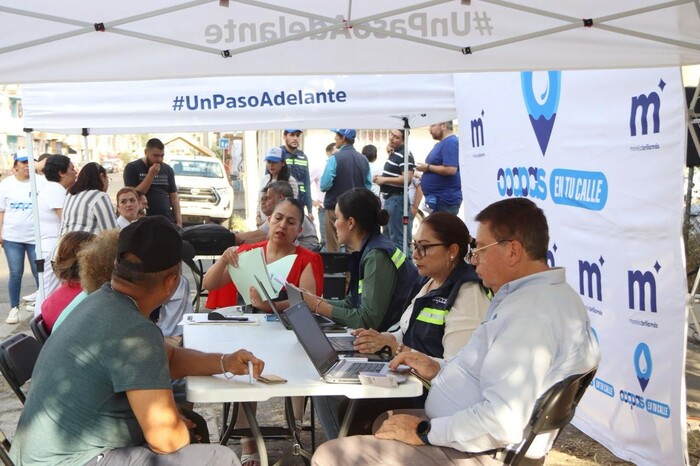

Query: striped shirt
left=60, top=190, right=118, bottom=235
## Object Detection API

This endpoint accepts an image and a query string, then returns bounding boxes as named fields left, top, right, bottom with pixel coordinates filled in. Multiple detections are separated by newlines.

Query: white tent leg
left=25, top=129, right=45, bottom=313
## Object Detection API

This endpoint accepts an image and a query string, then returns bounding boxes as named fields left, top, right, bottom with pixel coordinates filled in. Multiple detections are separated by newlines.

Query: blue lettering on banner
left=628, top=265, right=659, bottom=312
left=578, top=258, right=603, bottom=301
left=495, top=167, right=547, bottom=199
left=594, top=378, right=615, bottom=397
left=546, top=242, right=556, bottom=268
left=550, top=169, right=608, bottom=211
left=645, top=398, right=670, bottom=418
left=174, top=89, right=348, bottom=112
left=471, top=110, right=485, bottom=148
left=619, top=389, right=645, bottom=409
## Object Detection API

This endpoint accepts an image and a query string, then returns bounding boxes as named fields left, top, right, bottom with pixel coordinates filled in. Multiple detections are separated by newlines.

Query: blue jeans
left=434, top=198, right=462, bottom=215
left=3, top=240, right=38, bottom=308
left=383, top=194, right=413, bottom=251
left=317, top=206, right=327, bottom=250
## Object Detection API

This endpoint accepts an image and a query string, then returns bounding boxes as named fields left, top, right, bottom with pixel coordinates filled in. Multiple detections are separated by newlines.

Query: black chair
left=0, top=333, right=43, bottom=404
left=503, top=367, right=598, bottom=465
left=0, top=426, right=13, bottom=466
left=181, top=225, right=237, bottom=311
left=29, top=314, right=50, bottom=344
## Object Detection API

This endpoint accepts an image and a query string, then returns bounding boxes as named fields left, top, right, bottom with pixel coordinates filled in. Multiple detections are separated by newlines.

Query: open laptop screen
left=284, top=301, right=339, bottom=377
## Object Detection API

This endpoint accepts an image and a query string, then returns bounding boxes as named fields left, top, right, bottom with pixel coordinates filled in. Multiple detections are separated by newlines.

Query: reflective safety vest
left=349, top=232, right=420, bottom=331
left=403, top=261, right=483, bottom=358
left=280, top=145, right=311, bottom=210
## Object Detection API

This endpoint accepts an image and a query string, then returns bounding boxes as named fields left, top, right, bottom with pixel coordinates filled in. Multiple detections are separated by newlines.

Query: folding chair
left=0, top=333, right=43, bottom=404
left=30, top=314, right=50, bottom=344
left=502, top=367, right=598, bottom=466
left=0, top=426, right=13, bottom=466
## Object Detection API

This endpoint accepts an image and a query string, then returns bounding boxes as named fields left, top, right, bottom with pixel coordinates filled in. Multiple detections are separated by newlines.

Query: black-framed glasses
left=467, top=240, right=512, bottom=263
left=409, top=241, right=448, bottom=258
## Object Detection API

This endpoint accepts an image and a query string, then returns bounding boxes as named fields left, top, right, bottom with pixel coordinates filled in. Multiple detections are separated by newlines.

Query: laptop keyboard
left=341, top=362, right=384, bottom=378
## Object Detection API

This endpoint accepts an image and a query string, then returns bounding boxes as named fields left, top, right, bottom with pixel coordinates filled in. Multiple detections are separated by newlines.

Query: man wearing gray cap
left=12, top=216, right=264, bottom=466
left=320, top=129, right=372, bottom=252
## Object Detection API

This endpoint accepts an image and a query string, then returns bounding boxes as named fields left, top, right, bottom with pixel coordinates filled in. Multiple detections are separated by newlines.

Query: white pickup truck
left=170, top=155, right=234, bottom=225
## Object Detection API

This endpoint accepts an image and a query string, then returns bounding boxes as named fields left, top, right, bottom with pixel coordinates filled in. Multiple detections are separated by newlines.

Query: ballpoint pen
left=248, top=361, right=254, bottom=385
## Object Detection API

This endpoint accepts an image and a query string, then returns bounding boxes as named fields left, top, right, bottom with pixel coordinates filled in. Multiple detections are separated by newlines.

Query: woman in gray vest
left=302, top=187, right=419, bottom=332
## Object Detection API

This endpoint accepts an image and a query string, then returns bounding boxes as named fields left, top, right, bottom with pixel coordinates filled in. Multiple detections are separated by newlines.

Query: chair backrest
left=320, top=252, right=351, bottom=274
left=30, top=314, right=50, bottom=344
left=0, top=333, right=43, bottom=404
left=0, top=426, right=14, bottom=466
left=0, top=429, right=15, bottom=466
left=505, top=367, right=598, bottom=465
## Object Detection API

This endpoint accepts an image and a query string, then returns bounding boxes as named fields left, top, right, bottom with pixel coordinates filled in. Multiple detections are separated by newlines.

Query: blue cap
left=284, top=129, right=302, bottom=134
left=264, top=147, right=284, bottom=163
left=13, top=150, right=28, bottom=162
left=331, top=129, right=356, bottom=140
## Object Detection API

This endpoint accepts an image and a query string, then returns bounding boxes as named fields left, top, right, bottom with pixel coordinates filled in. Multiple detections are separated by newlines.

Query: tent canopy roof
left=2, top=0, right=700, bottom=84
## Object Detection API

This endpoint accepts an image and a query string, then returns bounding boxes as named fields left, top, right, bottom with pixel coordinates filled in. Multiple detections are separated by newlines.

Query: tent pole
left=24, top=128, right=45, bottom=312
left=82, top=128, right=90, bottom=163
left=402, top=117, right=411, bottom=258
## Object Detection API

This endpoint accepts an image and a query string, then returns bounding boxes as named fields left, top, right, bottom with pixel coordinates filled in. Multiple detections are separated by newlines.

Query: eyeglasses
left=467, top=240, right=512, bottom=263
left=409, top=242, right=448, bottom=258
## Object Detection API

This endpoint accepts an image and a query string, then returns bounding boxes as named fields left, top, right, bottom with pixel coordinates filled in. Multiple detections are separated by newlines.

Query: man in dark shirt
left=124, top=138, right=182, bottom=226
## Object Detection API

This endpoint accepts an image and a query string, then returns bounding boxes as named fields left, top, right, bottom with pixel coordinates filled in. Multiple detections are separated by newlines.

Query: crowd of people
left=2, top=123, right=600, bottom=466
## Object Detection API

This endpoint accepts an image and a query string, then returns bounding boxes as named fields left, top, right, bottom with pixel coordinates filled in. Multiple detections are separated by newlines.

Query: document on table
left=226, top=249, right=297, bottom=304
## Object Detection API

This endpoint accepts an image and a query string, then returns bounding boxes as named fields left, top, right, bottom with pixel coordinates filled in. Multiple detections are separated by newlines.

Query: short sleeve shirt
left=11, top=284, right=172, bottom=466
left=124, top=159, right=177, bottom=222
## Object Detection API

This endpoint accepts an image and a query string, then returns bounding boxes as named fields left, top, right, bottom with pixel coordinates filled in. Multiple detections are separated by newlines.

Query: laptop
left=284, top=301, right=390, bottom=384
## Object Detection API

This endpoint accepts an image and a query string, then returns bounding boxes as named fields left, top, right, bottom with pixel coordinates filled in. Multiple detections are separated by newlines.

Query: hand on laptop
left=352, top=328, right=396, bottom=354
left=389, top=352, right=440, bottom=381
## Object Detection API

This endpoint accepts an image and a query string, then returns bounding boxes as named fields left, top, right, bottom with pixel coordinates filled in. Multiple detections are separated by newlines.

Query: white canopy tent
left=3, top=1, right=700, bottom=465
left=1, top=1, right=700, bottom=82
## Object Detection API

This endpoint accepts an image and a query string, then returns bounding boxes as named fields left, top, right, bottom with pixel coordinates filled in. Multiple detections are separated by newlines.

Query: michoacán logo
left=521, top=71, right=561, bottom=156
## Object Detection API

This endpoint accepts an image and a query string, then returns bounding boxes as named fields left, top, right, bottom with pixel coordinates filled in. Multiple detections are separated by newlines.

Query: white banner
left=455, top=68, right=688, bottom=465
left=21, top=74, right=456, bottom=133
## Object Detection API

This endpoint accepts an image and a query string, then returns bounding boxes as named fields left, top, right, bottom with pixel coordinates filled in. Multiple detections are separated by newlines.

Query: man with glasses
left=311, top=198, right=600, bottom=466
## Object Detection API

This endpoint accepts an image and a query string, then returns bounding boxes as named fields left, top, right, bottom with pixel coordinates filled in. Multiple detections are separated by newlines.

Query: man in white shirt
left=311, top=198, right=600, bottom=466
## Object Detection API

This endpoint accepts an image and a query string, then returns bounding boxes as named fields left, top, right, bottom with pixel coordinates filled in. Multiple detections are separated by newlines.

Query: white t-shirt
left=0, top=176, right=35, bottom=243
left=37, top=181, right=67, bottom=247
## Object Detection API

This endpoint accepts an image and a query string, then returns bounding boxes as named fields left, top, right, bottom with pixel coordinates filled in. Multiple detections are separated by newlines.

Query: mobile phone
left=208, top=312, right=250, bottom=321
left=265, top=314, right=280, bottom=322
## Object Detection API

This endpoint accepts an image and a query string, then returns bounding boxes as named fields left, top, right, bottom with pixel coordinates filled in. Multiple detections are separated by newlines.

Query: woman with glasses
left=353, top=211, right=490, bottom=361
left=301, top=187, right=420, bottom=331
left=60, top=162, right=118, bottom=235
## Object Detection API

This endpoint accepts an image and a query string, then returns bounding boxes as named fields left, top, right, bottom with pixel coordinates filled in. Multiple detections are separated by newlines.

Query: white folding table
left=183, top=315, right=423, bottom=466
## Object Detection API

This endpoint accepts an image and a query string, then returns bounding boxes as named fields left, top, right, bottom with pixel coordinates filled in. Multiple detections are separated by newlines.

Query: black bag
left=181, top=224, right=236, bottom=256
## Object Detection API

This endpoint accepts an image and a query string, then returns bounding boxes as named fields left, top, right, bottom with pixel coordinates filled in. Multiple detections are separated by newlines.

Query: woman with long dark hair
left=301, top=187, right=419, bottom=331
left=60, top=162, right=118, bottom=234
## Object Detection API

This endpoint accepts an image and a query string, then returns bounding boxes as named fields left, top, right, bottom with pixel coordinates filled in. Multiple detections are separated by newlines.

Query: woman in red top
left=41, top=231, right=95, bottom=332
left=204, top=197, right=323, bottom=310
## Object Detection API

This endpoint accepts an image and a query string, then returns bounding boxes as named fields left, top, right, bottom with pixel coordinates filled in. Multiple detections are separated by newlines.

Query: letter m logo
left=578, top=260, right=602, bottom=301
left=471, top=118, right=484, bottom=148
left=627, top=270, right=657, bottom=312
left=630, top=92, right=660, bottom=136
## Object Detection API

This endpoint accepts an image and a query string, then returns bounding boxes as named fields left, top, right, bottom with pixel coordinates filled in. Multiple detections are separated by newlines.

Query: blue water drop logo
left=521, top=71, right=561, bottom=156
left=634, top=342, right=652, bottom=392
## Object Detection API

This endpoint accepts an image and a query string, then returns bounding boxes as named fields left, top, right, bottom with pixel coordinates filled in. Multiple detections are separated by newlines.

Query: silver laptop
left=284, top=301, right=389, bottom=384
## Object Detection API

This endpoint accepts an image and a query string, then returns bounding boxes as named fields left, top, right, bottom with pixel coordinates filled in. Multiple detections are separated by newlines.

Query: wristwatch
left=416, top=420, right=432, bottom=445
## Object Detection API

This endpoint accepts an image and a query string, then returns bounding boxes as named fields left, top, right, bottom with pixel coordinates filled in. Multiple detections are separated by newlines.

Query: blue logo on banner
left=634, top=343, right=652, bottom=392
left=521, top=71, right=561, bottom=156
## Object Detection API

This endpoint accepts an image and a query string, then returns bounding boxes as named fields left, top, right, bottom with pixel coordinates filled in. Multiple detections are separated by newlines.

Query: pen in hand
left=248, top=361, right=254, bottom=385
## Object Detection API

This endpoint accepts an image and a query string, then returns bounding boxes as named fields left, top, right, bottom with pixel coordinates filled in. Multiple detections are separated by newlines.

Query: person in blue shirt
left=416, top=121, right=462, bottom=215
